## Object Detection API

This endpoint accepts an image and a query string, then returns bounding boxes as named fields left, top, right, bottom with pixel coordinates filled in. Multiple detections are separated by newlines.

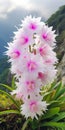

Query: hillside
left=0, top=39, right=6, bottom=59
left=47, top=5, right=65, bottom=83
left=47, top=5, right=65, bottom=60
left=0, top=57, right=12, bottom=86
left=47, top=5, right=65, bottom=44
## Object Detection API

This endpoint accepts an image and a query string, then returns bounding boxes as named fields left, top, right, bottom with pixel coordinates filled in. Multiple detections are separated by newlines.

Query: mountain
left=47, top=5, right=65, bottom=44
left=0, top=38, right=6, bottom=58
left=47, top=5, right=65, bottom=84
left=0, top=57, right=13, bottom=87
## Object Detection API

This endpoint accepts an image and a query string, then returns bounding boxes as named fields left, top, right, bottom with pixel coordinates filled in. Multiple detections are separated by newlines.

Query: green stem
left=21, top=118, right=31, bottom=130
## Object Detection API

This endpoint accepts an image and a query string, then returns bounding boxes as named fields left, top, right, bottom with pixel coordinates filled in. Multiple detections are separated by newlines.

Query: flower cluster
left=6, top=15, right=57, bottom=119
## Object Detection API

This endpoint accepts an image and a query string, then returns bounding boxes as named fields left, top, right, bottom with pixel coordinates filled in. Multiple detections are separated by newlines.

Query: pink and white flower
left=38, top=67, right=57, bottom=85
left=14, top=29, right=34, bottom=48
left=13, top=53, right=45, bottom=78
left=21, top=15, right=44, bottom=34
left=6, top=15, right=58, bottom=119
left=37, top=44, right=57, bottom=65
left=11, top=88, right=24, bottom=100
left=21, top=96, right=48, bottom=119
left=15, top=76, right=42, bottom=98
left=39, top=25, right=56, bottom=47
left=6, top=42, right=21, bottom=62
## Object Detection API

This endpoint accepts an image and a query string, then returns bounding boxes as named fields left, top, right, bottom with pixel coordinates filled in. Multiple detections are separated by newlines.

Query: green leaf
left=31, top=119, right=39, bottom=130
left=53, top=82, right=62, bottom=99
left=58, top=96, right=65, bottom=102
left=52, top=112, right=65, bottom=121
left=49, top=100, right=61, bottom=108
left=42, top=91, right=52, bottom=97
left=0, top=90, right=20, bottom=111
left=50, top=100, right=60, bottom=105
left=21, top=118, right=31, bottom=130
left=40, top=122, right=65, bottom=129
left=57, top=87, right=65, bottom=99
left=0, top=83, right=13, bottom=91
left=42, top=107, right=60, bottom=119
left=52, top=81, right=62, bottom=90
left=11, top=77, right=16, bottom=89
left=0, top=109, right=20, bottom=115
left=50, top=81, right=58, bottom=90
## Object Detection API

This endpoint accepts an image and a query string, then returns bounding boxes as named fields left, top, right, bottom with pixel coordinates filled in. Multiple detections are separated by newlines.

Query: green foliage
left=0, top=83, right=14, bottom=91
left=42, top=107, right=60, bottom=119
left=0, top=81, right=65, bottom=130
left=38, top=81, right=65, bottom=130
left=0, top=89, right=20, bottom=111
left=29, top=81, right=65, bottom=130
left=0, top=57, right=10, bottom=86
left=47, top=5, right=65, bottom=44
left=0, top=94, right=12, bottom=108
left=0, top=93, right=24, bottom=130
left=40, top=122, right=65, bottom=130
left=56, top=30, right=65, bottom=44
left=0, top=109, right=20, bottom=116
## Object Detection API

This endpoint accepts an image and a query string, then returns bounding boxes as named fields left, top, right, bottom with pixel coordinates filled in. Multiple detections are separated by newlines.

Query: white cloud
left=0, top=0, right=34, bottom=19
left=0, top=0, right=15, bottom=18
left=0, top=0, right=65, bottom=19
left=11, top=0, right=33, bottom=10
left=10, top=0, right=65, bottom=18
left=17, top=0, right=65, bottom=18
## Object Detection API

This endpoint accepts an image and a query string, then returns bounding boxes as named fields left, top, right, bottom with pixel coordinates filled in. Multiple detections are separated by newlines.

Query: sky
left=0, top=0, right=65, bottom=19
